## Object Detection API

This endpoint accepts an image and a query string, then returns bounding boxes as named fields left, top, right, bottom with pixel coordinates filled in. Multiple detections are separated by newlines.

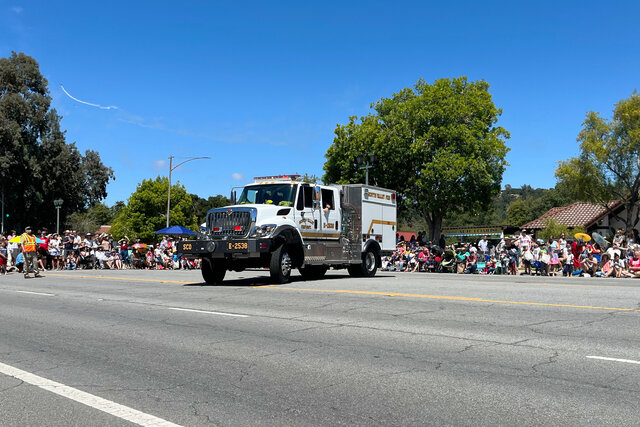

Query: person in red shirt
left=628, top=251, right=640, bottom=277
left=571, top=239, right=584, bottom=272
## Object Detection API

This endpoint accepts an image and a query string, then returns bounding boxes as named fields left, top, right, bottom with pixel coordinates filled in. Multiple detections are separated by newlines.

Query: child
left=563, top=249, right=574, bottom=277
left=65, top=253, right=77, bottom=270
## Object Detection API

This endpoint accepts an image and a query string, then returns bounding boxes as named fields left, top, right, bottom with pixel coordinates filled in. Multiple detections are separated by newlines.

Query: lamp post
left=1, top=187, right=4, bottom=234
left=166, top=156, right=211, bottom=227
left=53, top=199, right=63, bottom=235
left=356, top=153, right=377, bottom=185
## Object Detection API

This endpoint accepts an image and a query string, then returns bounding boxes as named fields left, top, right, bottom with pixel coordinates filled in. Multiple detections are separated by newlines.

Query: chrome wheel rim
left=281, top=250, right=291, bottom=276
left=365, top=251, right=376, bottom=272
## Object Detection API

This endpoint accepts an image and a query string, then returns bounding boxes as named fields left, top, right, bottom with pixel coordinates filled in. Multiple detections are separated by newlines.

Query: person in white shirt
left=7, top=230, right=18, bottom=266
left=159, top=236, right=168, bottom=251
left=478, top=235, right=489, bottom=254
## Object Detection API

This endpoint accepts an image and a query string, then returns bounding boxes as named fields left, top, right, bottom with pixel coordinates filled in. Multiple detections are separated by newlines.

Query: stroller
left=438, top=250, right=456, bottom=273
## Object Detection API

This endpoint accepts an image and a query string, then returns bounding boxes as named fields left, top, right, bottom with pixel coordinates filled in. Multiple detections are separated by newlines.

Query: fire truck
left=177, top=175, right=397, bottom=284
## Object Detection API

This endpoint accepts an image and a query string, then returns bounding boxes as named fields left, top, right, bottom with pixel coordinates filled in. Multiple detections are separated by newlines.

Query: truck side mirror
left=230, top=190, right=237, bottom=205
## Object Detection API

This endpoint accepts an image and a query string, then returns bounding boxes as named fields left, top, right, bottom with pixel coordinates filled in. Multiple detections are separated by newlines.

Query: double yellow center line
left=259, top=286, right=640, bottom=313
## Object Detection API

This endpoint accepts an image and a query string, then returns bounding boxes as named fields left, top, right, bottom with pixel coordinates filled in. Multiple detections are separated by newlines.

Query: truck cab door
left=295, top=184, right=320, bottom=238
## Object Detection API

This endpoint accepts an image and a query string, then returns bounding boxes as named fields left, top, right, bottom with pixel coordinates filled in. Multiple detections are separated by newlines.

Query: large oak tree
left=324, top=77, right=510, bottom=242
left=0, top=52, right=114, bottom=230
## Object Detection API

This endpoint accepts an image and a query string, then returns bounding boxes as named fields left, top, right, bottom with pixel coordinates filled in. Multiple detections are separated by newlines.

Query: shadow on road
left=182, top=271, right=386, bottom=287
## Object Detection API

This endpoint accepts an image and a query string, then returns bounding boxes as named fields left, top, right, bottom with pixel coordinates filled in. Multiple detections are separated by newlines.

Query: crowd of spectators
left=0, top=229, right=199, bottom=274
left=382, top=229, right=640, bottom=278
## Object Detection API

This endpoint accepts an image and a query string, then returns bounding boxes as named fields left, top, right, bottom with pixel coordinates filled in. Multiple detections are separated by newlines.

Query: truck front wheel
left=270, top=245, right=292, bottom=284
left=201, top=257, right=226, bottom=285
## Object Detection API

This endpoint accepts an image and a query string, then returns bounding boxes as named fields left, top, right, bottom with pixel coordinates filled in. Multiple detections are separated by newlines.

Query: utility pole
left=166, top=156, right=211, bottom=227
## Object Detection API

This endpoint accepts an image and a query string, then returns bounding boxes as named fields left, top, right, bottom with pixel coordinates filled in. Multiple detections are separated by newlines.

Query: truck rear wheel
left=270, top=245, right=292, bottom=284
left=349, top=248, right=378, bottom=278
left=299, top=265, right=328, bottom=281
left=201, top=257, right=226, bottom=285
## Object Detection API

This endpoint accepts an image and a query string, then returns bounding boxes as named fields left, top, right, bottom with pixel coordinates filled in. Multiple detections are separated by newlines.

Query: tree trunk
left=624, top=190, right=639, bottom=232
left=425, top=214, right=443, bottom=245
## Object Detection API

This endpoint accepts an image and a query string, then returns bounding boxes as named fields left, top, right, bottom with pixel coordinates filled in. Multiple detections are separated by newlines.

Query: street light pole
left=1, top=187, right=4, bottom=234
left=166, top=156, right=211, bottom=227
left=54, top=199, right=63, bottom=235
left=356, top=153, right=377, bottom=185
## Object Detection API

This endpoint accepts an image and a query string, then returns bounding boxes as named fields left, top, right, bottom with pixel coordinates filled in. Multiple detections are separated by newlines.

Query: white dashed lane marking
left=0, top=361, right=182, bottom=426
left=167, top=307, right=249, bottom=317
left=587, top=356, right=640, bottom=365
left=15, top=290, right=55, bottom=296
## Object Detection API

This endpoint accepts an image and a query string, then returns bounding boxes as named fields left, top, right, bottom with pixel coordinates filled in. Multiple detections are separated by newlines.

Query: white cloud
left=231, top=172, right=245, bottom=182
left=152, top=160, right=167, bottom=171
left=11, top=6, right=23, bottom=13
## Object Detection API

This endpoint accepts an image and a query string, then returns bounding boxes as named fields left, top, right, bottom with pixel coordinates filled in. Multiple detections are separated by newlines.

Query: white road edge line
left=167, top=307, right=248, bottom=318
left=0, top=361, right=182, bottom=427
left=15, top=290, right=55, bottom=296
left=586, top=356, right=640, bottom=365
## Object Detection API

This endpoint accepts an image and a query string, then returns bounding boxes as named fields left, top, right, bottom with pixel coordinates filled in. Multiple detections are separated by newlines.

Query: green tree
left=324, top=77, right=510, bottom=241
left=110, top=177, right=197, bottom=241
left=537, top=218, right=585, bottom=242
left=191, top=194, right=230, bottom=223
left=556, top=92, right=640, bottom=231
left=0, top=52, right=114, bottom=230
left=505, top=199, right=532, bottom=226
left=66, top=202, right=116, bottom=233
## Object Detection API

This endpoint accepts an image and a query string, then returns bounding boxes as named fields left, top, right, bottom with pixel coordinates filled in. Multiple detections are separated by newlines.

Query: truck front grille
left=208, top=210, right=253, bottom=237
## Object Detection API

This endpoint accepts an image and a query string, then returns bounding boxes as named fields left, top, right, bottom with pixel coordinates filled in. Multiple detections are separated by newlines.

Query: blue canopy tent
left=155, top=225, right=197, bottom=236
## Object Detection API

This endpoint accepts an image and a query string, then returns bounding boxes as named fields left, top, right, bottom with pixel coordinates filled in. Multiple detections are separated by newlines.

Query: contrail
left=60, top=84, right=118, bottom=110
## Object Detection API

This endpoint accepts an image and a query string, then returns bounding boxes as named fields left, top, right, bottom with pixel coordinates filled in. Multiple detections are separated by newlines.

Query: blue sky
left=2, top=1, right=639, bottom=205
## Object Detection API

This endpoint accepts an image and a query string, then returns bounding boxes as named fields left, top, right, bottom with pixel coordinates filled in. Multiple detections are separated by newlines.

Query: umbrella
left=155, top=225, right=197, bottom=236
left=9, top=236, right=45, bottom=244
left=592, top=232, right=608, bottom=249
left=574, top=232, right=591, bottom=242
left=132, top=243, right=147, bottom=249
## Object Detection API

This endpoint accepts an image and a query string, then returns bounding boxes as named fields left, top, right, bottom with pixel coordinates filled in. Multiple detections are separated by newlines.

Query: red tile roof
left=397, top=231, right=417, bottom=242
left=521, top=201, right=622, bottom=230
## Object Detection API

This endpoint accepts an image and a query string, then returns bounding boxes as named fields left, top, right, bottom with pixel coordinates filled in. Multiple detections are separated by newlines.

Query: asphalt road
left=1, top=269, right=640, bottom=426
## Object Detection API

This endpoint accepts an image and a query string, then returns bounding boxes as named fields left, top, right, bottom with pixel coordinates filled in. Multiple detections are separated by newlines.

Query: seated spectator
left=598, top=254, right=614, bottom=277
left=64, top=253, right=77, bottom=270
left=580, top=252, right=598, bottom=277
left=464, top=249, right=477, bottom=274
left=15, top=250, right=24, bottom=273
left=628, top=251, right=640, bottom=278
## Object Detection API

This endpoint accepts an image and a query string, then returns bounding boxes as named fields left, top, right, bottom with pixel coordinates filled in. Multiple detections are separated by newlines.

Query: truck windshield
left=238, top=184, right=297, bottom=206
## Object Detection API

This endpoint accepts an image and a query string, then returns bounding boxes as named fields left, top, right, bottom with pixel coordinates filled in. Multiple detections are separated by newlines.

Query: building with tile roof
left=521, top=200, right=630, bottom=237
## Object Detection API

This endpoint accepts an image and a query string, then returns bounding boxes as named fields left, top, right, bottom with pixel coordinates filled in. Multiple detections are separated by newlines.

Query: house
left=520, top=200, right=633, bottom=238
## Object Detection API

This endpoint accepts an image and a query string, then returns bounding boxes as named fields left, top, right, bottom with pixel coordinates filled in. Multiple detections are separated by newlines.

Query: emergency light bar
left=253, top=174, right=301, bottom=182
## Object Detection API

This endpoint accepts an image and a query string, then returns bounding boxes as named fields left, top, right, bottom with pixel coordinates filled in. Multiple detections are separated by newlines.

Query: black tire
left=201, top=257, right=226, bottom=285
left=349, top=248, right=378, bottom=277
left=270, top=245, right=292, bottom=284
left=299, top=265, right=328, bottom=281
left=360, top=248, right=378, bottom=277
left=347, top=265, right=362, bottom=277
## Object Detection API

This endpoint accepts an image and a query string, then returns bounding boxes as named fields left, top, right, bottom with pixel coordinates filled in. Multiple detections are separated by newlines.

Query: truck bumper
left=177, top=238, right=273, bottom=258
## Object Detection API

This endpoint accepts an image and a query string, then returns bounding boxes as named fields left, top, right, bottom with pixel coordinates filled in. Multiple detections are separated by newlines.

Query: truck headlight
left=250, top=224, right=277, bottom=237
